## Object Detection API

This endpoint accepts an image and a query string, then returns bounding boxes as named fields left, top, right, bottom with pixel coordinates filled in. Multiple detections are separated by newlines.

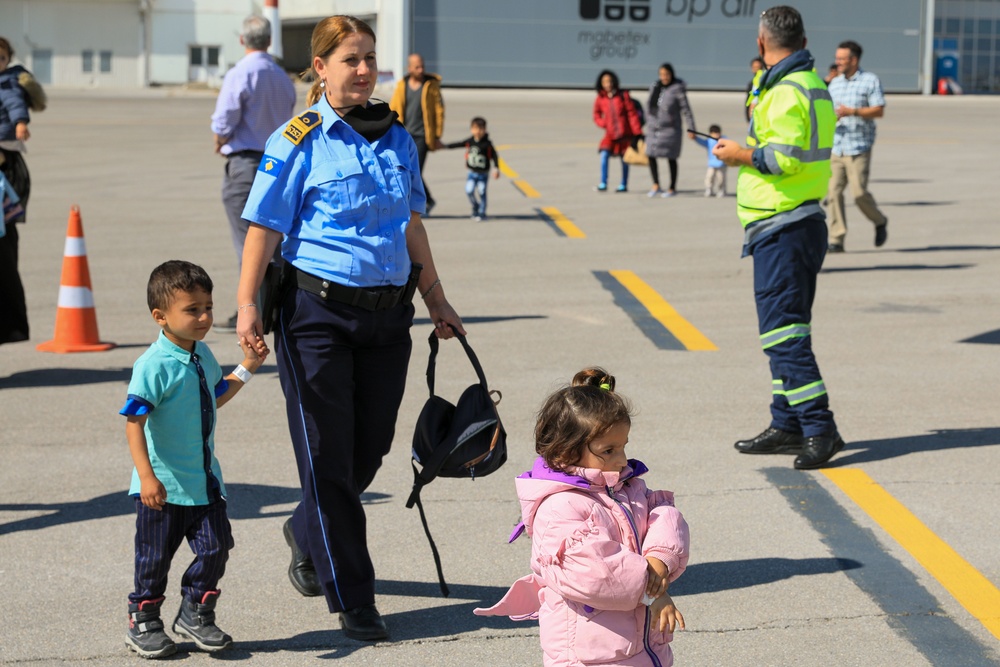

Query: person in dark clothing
left=443, top=116, right=501, bottom=220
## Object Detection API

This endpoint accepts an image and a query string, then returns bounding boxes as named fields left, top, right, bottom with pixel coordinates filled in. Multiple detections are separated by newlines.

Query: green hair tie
left=599, top=383, right=611, bottom=391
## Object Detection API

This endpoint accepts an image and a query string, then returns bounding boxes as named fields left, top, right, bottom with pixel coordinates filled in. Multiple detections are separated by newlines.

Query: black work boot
left=284, top=518, right=322, bottom=596
left=734, top=427, right=805, bottom=454
left=172, top=591, right=232, bottom=652
left=794, top=433, right=846, bottom=469
left=125, top=597, right=177, bottom=659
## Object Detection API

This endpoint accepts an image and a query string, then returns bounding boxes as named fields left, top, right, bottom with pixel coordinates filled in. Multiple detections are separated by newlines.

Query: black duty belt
left=293, top=269, right=408, bottom=311
left=228, top=150, right=265, bottom=160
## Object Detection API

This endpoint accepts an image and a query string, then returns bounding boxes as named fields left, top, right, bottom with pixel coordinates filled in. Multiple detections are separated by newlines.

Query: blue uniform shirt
left=120, top=332, right=228, bottom=506
left=242, top=96, right=426, bottom=287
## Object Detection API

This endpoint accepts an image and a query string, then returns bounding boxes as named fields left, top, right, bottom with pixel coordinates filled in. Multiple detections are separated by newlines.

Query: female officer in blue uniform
left=234, top=15, right=464, bottom=641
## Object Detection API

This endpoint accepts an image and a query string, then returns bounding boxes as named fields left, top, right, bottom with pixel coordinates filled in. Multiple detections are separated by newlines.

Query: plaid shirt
left=828, top=69, right=885, bottom=156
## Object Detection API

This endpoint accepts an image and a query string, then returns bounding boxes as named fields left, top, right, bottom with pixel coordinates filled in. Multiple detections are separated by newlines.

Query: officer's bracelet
left=238, top=303, right=257, bottom=312
left=421, top=278, right=441, bottom=300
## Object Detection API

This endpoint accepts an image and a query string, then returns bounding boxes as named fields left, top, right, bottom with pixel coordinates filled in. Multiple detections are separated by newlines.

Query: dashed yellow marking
left=823, top=468, right=1000, bottom=641
left=497, top=158, right=518, bottom=179
left=513, top=179, right=541, bottom=198
left=540, top=207, right=586, bottom=239
left=608, top=271, right=717, bottom=351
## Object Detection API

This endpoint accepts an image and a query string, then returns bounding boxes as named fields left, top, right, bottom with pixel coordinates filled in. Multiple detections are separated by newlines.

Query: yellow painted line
left=823, top=468, right=1000, bottom=640
left=540, top=206, right=586, bottom=239
left=513, top=179, right=541, bottom=198
left=497, top=157, right=519, bottom=179
left=608, top=270, right=717, bottom=351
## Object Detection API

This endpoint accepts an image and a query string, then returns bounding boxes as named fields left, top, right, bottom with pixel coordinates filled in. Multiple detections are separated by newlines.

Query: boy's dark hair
left=0, top=37, right=13, bottom=58
left=709, top=124, right=722, bottom=134
left=838, top=40, right=863, bottom=60
left=147, top=260, right=213, bottom=312
left=750, top=56, right=764, bottom=67
left=471, top=116, right=487, bottom=130
left=535, top=367, right=633, bottom=471
left=759, top=5, right=805, bottom=51
left=595, top=69, right=620, bottom=93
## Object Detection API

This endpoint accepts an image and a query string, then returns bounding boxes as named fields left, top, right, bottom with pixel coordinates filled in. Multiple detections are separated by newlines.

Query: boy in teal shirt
left=120, top=260, right=266, bottom=658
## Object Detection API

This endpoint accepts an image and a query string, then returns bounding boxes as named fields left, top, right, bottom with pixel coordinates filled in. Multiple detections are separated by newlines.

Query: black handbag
left=406, top=326, right=507, bottom=595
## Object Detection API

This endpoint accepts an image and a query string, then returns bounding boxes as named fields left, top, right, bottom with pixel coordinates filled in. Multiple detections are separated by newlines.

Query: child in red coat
left=593, top=70, right=643, bottom=193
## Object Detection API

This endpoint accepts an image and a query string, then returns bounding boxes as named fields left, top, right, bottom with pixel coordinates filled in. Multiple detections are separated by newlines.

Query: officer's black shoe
left=828, top=243, right=845, bottom=253
left=339, top=604, right=389, bottom=641
left=283, top=518, right=322, bottom=597
left=734, top=427, right=805, bottom=454
left=793, top=433, right=846, bottom=470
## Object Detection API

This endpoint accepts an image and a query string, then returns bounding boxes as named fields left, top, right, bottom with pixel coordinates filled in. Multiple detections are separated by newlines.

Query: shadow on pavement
left=670, top=557, right=862, bottom=595
left=960, top=328, right=1000, bottom=345
left=0, top=364, right=279, bottom=389
left=827, top=427, right=1000, bottom=467
left=896, top=244, right=1000, bottom=253
left=414, top=314, right=545, bottom=326
left=821, top=263, right=973, bottom=273
left=0, top=484, right=393, bottom=536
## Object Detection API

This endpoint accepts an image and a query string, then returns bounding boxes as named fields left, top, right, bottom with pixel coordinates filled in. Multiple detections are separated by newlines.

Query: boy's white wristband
left=641, top=593, right=656, bottom=607
left=232, top=364, right=253, bottom=384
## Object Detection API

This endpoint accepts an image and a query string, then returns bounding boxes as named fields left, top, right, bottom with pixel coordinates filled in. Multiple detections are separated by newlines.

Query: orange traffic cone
left=37, top=206, right=115, bottom=353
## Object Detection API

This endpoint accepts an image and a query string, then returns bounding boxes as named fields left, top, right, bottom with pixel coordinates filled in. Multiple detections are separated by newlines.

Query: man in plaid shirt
left=826, top=40, right=887, bottom=253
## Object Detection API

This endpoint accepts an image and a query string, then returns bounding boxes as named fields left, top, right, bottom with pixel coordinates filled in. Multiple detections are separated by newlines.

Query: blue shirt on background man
left=211, top=51, right=296, bottom=155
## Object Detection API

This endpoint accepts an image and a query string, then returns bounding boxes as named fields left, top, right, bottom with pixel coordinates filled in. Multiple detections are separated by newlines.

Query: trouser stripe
left=761, top=323, right=811, bottom=349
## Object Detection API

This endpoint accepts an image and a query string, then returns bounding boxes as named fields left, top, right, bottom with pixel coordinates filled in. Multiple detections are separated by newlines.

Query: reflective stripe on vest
left=760, top=322, right=811, bottom=350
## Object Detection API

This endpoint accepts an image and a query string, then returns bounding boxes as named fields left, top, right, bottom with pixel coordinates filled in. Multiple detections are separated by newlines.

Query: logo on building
left=580, top=0, right=759, bottom=23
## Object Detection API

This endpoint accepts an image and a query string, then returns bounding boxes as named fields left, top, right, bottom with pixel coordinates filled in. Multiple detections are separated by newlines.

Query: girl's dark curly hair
left=595, top=69, right=620, bottom=93
left=535, top=367, right=633, bottom=471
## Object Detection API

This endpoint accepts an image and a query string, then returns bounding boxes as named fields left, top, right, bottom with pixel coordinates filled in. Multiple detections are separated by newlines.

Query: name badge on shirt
left=282, top=111, right=321, bottom=145
left=258, top=155, right=285, bottom=175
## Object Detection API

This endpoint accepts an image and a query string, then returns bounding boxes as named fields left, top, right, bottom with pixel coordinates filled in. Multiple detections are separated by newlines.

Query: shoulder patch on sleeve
left=282, top=110, right=322, bottom=145
left=258, top=155, right=285, bottom=175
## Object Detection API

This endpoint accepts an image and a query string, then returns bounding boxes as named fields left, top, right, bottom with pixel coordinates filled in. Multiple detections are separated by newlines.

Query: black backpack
left=406, top=326, right=507, bottom=595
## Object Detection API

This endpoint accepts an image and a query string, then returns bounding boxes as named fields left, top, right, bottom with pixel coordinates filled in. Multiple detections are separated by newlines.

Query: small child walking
left=691, top=124, right=727, bottom=197
left=443, top=116, right=500, bottom=220
left=476, top=367, right=690, bottom=667
left=120, top=260, right=267, bottom=659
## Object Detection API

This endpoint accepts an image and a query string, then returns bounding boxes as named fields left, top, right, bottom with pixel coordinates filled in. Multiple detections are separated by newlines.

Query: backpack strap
left=425, top=324, right=489, bottom=397
left=408, top=461, right=450, bottom=597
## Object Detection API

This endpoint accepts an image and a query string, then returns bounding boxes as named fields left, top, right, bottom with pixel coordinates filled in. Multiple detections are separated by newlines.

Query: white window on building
left=82, top=50, right=93, bottom=73
left=188, top=45, right=222, bottom=84
left=100, top=51, right=112, bottom=73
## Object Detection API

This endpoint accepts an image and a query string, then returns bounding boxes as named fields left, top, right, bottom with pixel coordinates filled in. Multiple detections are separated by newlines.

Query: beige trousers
left=827, top=151, right=887, bottom=245
left=704, top=166, right=726, bottom=196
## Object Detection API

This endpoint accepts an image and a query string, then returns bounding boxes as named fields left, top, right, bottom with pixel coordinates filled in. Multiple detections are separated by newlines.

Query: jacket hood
left=508, top=457, right=648, bottom=542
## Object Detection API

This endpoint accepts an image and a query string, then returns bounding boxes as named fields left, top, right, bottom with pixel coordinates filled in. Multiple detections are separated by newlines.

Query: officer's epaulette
left=282, top=110, right=321, bottom=145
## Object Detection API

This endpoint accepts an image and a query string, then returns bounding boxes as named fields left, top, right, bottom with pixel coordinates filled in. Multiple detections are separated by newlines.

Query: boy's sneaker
left=648, top=188, right=664, bottom=197
left=615, top=184, right=627, bottom=193
left=595, top=183, right=608, bottom=192
left=172, top=591, right=232, bottom=652
left=126, top=598, right=177, bottom=659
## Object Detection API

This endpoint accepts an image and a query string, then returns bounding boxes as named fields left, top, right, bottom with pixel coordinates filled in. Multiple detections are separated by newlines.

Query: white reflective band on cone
left=63, top=236, right=87, bottom=257
left=57, top=285, right=95, bottom=308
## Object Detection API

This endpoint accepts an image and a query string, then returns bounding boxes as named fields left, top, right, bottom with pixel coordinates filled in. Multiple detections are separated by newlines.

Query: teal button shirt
left=121, top=332, right=227, bottom=506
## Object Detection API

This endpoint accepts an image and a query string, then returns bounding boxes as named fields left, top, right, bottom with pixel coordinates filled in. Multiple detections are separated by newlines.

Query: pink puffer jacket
left=475, top=457, right=690, bottom=667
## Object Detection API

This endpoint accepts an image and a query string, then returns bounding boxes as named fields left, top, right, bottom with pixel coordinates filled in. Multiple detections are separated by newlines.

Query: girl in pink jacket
left=475, top=368, right=690, bottom=667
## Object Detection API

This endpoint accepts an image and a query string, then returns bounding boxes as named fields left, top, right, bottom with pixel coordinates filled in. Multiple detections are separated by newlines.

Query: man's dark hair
left=750, top=56, right=765, bottom=67
left=709, top=124, right=722, bottom=134
left=471, top=116, right=487, bottom=130
left=838, top=40, right=863, bottom=60
left=147, top=260, right=213, bottom=312
left=759, top=5, right=805, bottom=51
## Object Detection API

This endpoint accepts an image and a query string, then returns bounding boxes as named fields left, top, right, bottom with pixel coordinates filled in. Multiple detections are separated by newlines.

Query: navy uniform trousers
left=751, top=214, right=837, bottom=438
left=275, top=286, right=413, bottom=613
left=131, top=499, right=233, bottom=604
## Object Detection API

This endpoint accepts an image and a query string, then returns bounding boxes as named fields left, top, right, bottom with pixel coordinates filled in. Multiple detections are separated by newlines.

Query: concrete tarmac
left=1, top=85, right=998, bottom=666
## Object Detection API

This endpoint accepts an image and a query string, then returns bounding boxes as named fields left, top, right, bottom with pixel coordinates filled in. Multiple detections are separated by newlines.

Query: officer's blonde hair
left=304, top=15, right=377, bottom=107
